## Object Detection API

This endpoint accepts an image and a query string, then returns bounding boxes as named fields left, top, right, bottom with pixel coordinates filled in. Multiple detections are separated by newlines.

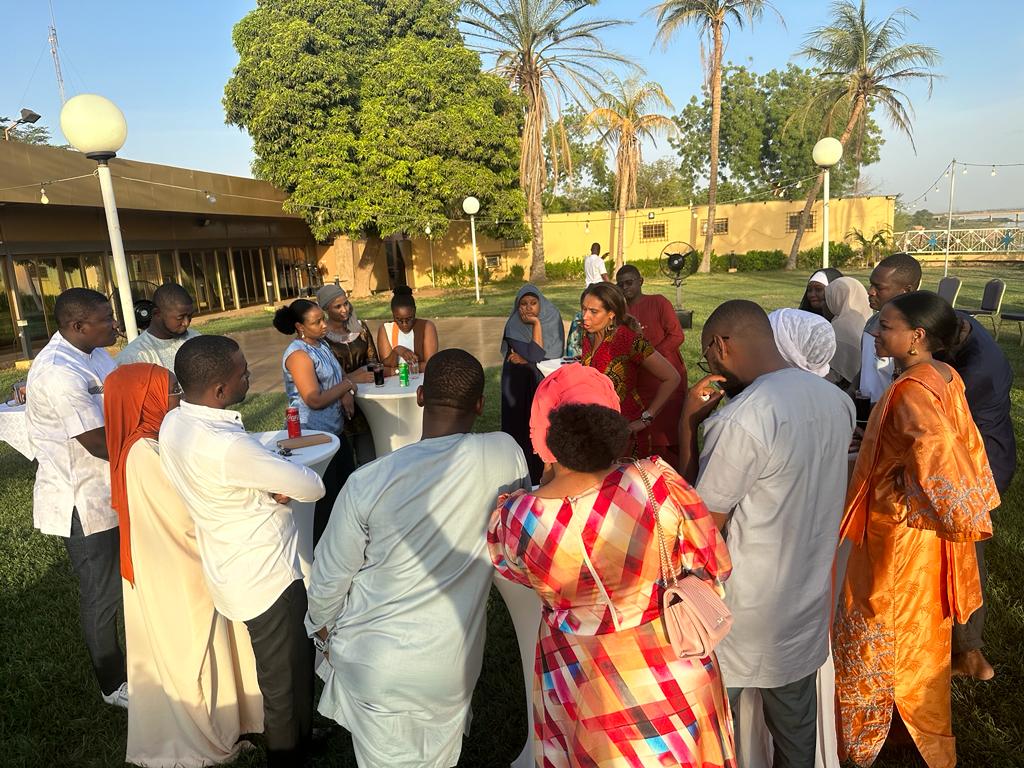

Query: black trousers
left=62, top=509, right=127, bottom=696
left=952, top=538, right=988, bottom=653
left=313, top=434, right=356, bottom=546
left=729, top=671, right=818, bottom=768
left=244, top=579, right=314, bottom=767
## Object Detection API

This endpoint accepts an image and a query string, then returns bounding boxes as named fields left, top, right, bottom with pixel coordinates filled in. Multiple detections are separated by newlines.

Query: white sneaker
left=102, top=682, right=129, bottom=709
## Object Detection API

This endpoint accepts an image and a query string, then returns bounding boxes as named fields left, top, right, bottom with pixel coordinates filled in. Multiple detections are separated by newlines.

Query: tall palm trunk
left=615, top=143, right=630, bottom=270
left=522, top=72, right=547, bottom=282
left=699, top=22, right=724, bottom=274
left=786, top=95, right=865, bottom=269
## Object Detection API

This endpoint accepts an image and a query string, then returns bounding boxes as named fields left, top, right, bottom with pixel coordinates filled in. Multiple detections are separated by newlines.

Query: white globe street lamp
left=60, top=94, right=138, bottom=340
left=462, top=196, right=483, bottom=303
left=812, top=137, right=843, bottom=270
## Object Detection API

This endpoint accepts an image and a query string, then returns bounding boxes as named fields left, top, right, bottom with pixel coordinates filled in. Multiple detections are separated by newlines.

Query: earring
left=908, top=344, right=918, bottom=356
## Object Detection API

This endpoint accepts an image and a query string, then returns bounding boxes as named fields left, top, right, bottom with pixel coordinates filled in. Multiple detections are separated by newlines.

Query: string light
left=584, top=219, right=589, bottom=233
left=991, top=166, right=997, bottom=177
left=205, top=190, right=217, bottom=204
left=39, top=187, right=48, bottom=205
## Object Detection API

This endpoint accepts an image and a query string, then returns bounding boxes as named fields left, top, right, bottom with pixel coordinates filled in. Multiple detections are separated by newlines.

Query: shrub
left=544, top=258, right=585, bottom=281
left=437, top=263, right=491, bottom=289
left=506, top=264, right=525, bottom=282
left=796, top=242, right=857, bottom=271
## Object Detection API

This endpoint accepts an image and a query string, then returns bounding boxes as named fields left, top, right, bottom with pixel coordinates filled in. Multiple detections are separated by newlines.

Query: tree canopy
left=671, top=63, right=884, bottom=202
left=223, top=0, right=527, bottom=246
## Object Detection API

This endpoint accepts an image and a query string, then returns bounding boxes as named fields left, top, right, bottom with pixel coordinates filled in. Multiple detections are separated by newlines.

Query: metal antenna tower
left=48, top=1, right=66, bottom=104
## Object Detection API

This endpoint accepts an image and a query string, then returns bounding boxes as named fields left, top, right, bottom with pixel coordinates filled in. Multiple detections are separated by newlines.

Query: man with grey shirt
left=679, top=300, right=855, bottom=768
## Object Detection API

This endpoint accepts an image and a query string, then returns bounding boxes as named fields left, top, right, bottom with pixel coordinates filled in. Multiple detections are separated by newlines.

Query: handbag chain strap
left=632, top=460, right=678, bottom=589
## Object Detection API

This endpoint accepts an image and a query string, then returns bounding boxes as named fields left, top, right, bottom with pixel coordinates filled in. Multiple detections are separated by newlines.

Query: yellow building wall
left=319, top=196, right=895, bottom=293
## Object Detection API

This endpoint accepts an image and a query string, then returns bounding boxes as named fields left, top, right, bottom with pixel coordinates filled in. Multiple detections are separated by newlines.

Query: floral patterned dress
left=581, top=325, right=654, bottom=423
left=489, top=458, right=736, bottom=768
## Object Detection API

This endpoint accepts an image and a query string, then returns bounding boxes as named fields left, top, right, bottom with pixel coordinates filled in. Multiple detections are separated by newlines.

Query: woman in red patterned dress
left=489, top=364, right=735, bottom=767
left=580, top=283, right=681, bottom=458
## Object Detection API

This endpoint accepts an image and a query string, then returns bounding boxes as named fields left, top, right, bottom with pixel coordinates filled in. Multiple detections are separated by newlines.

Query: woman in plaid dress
left=489, top=365, right=735, bottom=767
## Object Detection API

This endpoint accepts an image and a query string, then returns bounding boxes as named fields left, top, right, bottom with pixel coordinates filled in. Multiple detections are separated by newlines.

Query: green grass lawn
left=1, top=267, right=1022, bottom=766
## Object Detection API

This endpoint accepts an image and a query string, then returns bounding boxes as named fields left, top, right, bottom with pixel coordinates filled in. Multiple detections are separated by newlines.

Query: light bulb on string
left=39, top=187, right=49, bottom=205
left=962, top=166, right=968, bottom=175
left=991, top=166, right=997, bottom=177
left=584, top=219, right=590, bottom=233
left=205, top=190, right=217, bottom=204
left=944, top=170, right=950, bottom=178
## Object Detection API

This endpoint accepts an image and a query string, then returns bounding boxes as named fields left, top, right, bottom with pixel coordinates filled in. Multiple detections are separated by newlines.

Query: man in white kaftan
left=306, top=349, right=530, bottom=768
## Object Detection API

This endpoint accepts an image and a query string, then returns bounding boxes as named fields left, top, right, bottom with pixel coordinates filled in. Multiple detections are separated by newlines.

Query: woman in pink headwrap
left=488, top=363, right=736, bottom=768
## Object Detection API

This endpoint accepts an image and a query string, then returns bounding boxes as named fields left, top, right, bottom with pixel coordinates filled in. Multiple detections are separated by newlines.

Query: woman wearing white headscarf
left=768, top=308, right=836, bottom=378
left=825, top=277, right=872, bottom=391
left=799, top=268, right=843, bottom=319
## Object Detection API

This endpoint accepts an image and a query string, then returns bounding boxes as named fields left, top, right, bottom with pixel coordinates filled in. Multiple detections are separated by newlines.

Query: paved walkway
left=236, top=317, right=509, bottom=394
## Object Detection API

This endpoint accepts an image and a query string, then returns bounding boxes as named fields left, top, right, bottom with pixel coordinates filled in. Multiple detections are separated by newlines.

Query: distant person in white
left=24, top=288, right=129, bottom=708
left=679, top=300, right=855, bottom=768
left=306, top=349, right=530, bottom=768
left=159, top=335, right=325, bottom=768
left=583, top=242, right=609, bottom=286
left=116, top=283, right=199, bottom=370
left=859, top=253, right=921, bottom=402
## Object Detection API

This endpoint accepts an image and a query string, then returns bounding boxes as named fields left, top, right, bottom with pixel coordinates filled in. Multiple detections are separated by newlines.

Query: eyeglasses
left=169, top=381, right=184, bottom=397
left=697, top=336, right=729, bottom=374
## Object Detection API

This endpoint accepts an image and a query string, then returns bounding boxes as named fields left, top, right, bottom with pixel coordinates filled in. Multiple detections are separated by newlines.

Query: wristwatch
left=640, top=410, right=653, bottom=425
left=313, top=635, right=328, bottom=655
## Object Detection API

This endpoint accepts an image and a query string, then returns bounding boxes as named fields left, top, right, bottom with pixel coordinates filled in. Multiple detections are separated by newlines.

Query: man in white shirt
left=116, top=282, right=200, bottom=370
left=859, top=253, right=922, bottom=402
left=159, top=335, right=326, bottom=767
left=25, top=288, right=128, bottom=708
left=306, top=349, right=529, bottom=768
left=583, top=242, right=609, bottom=286
left=680, top=300, right=855, bottom=767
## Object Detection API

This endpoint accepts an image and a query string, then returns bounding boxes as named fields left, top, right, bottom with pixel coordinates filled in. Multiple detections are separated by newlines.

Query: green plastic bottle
left=398, top=358, right=409, bottom=387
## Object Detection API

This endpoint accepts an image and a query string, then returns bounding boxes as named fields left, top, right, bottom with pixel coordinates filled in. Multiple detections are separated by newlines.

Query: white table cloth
left=0, top=402, right=34, bottom=460
left=494, top=574, right=543, bottom=768
left=353, top=374, right=424, bottom=457
left=537, top=359, right=565, bottom=378
left=253, top=430, right=340, bottom=580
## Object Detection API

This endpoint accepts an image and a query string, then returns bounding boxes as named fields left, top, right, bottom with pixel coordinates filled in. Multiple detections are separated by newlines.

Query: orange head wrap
left=104, top=363, right=172, bottom=585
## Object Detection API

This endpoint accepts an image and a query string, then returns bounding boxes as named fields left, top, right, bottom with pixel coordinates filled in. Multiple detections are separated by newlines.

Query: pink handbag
left=633, top=461, right=733, bottom=659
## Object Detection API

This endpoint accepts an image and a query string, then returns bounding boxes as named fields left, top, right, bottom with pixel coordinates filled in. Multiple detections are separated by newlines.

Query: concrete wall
left=319, top=196, right=896, bottom=293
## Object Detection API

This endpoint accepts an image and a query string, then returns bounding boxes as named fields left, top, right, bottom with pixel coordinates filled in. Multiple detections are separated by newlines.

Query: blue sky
left=4, top=0, right=1022, bottom=212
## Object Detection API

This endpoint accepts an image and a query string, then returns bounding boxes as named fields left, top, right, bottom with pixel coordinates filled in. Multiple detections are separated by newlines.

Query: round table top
left=0, top=401, right=26, bottom=413
left=253, top=429, right=340, bottom=468
left=354, top=375, right=422, bottom=401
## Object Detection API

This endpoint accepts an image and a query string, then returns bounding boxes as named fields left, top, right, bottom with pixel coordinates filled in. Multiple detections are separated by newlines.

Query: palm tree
left=587, top=77, right=676, bottom=270
left=462, top=0, right=630, bottom=282
left=786, top=0, right=940, bottom=269
left=648, top=0, right=780, bottom=273
left=846, top=225, right=892, bottom=267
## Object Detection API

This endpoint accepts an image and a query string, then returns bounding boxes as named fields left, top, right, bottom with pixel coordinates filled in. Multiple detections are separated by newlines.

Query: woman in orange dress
left=833, top=291, right=998, bottom=768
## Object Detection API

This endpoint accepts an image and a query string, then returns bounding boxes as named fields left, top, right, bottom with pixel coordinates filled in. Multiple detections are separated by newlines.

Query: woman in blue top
left=273, top=299, right=357, bottom=544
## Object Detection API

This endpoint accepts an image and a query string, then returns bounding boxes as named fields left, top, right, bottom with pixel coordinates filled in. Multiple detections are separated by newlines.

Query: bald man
left=117, top=283, right=200, bottom=370
left=679, top=299, right=855, bottom=768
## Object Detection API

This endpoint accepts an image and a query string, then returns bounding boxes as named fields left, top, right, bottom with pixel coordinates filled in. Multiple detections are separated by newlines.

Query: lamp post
left=424, top=223, right=436, bottom=287
left=462, top=196, right=482, bottom=303
left=60, top=94, right=138, bottom=340
left=812, top=137, right=843, bottom=270
left=943, top=158, right=957, bottom=277
left=2, top=108, right=42, bottom=140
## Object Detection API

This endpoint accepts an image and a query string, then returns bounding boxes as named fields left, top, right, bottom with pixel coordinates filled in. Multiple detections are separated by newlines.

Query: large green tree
left=224, top=0, right=526, bottom=296
left=461, top=0, right=629, bottom=282
left=787, top=0, right=940, bottom=268
left=671, top=64, right=883, bottom=200
left=649, top=0, right=781, bottom=272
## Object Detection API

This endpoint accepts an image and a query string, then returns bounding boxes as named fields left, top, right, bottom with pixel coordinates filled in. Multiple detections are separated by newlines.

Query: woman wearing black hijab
left=501, top=284, right=565, bottom=483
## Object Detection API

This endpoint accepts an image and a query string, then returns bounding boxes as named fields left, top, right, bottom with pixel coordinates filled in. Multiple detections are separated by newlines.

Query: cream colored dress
left=123, top=439, right=263, bottom=767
